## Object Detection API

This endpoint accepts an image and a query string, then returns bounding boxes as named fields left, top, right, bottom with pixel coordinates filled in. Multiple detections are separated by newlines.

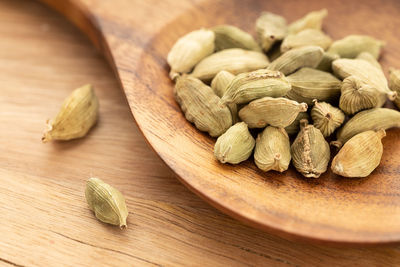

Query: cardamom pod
left=220, top=69, right=291, bottom=105
left=85, top=178, right=128, bottom=228
left=212, top=24, right=261, bottom=51
left=332, top=58, right=397, bottom=106
left=254, top=126, right=291, bottom=172
left=174, top=75, right=232, bottom=137
left=332, top=108, right=400, bottom=148
left=331, top=130, right=386, bottom=177
left=286, top=67, right=341, bottom=105
left=42, top=84, right=99, bottom=143
left=214, top=122, right=255, bottom=164
left=288, top=9, right=328, bottom=35
left=191, top=48, right=270, bottom=81
left=356, top=52, right=382, bottom=70
left=389, top=68, right=400, bottom=109
left=255, top=12, right=288, bottom=52
left=311, top=100, right=345, bottom=137
left=291, top=119, right=330, bottom=178
left=211, top=71, right=238, bottom=123
left=281, top=29, right=332, bottom=52
left=167, top=29, right=215, bottom=80
left=339, top=76, right=380, bottom=115
left=239, top=97, right=308, bottom=128
left=267, top=45, right=324, bottom=75
left=285, top=112, right=310, bottom=135
left=327, top=35, right=385, bottom=59
left=316, top=52, right=339, bottom=72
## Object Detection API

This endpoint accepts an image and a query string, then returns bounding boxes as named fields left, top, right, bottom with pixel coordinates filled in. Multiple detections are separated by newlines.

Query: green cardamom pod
left=356, top=52, right=382, bottom=70
left=174, top=76, right=232, bottom=137
left=254, top=126, right=291, bottom=172
left=311, top=100, right=345, bottom=137
left=332, top=58, right=397, bottom=107
left=220, top=69, right=291, bottom=104
left=327, top=35, right=385, bottom=59
left=284, top=112, right=310, bottom=135
left=255, top=12, right=288, bottom=52
left=281, top=29, right=332, bottom=52
left=42, top=84, right=99, bottom=143
left=267, top=45, right=324, bottom=75
left=191, top=48, right=270, bottom=81
left=212, top=24, right=261, bottom=51
left=211, top=71, right=238, bottom=123
left=167, top=29, right=215, bottom=80
left=332, top=130, right=386, bottom=178
left=286, top=67, right=341, bottom=105
left=85, top=178, right=129, bottom=228
left=332, top=108, right=400, bottom=148
left=239, top=97, right=307, bottom=128
left=316, top=52, right=339, bottom=72
left=339, top=76, right=380, bottom=115
left=389, top=68, right=400, bottom=109
left=291, top=119, right=330, bottom=178
left=214, top=122, right=255, bottom=164
left=288, top=9, right=328, bottom=35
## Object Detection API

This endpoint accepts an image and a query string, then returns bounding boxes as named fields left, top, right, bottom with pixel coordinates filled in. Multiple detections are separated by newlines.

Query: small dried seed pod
left=316, top=52, right=340, bottom=72
left=212, top=24, right=261, bottom=52
left=389, top=68, right=400, bottom=109
left=311, top=100, right=345, bottom=137
left=327, top=35, right=385, bottom=59
left=284, top=112, right=310, bottom=136
left=286, top=67, right=342, bottom=105
left=339, top=76, right=381, bottom=115
left=267, top=46, right=324, bottom=75
left=281, top=29, right=332, bottom=52
left=211, top=71, right=239, bottom=123
left=174, top=76, right=232, bottom=137
left=85, top=178, right=129, bottom=228
left=291, top=120, right=330, bottom=178
left=220, top=69, right=291, bottom=105
left=254, top=126, right=291, bottom=172
left=214, top=122, right=255, bottom=164
left=255, top=12, right=288, bottom=52
left=42, top=84, right=99, bottom=143
left=191, top=48, right=270, bottom=81
left=331, top=130, right=386, bottom=177
left=332, top=108, right=400, bottom=148
left=288, top=9, right=328, bottom=35
left=332, top=58, right=397, bottom=107
left=356, top=52, right=382, bottom=70
left=167, top=29, right=215, bottom=80
left=239, top=97, right=308, bottom=128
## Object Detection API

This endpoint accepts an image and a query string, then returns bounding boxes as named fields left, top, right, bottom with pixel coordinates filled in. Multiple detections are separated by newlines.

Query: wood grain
left=37, top=0, right=400, bottom=245
left=1, top=0, right=400, bottom=266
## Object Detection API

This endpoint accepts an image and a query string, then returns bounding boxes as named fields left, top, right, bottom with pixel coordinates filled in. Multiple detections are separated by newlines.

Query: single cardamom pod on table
left=254, top=126, right=291, bottom=172
left=42, top=84, right=99, bottom=143
left=85, top=178, right=129, bottom=228
left=331, top=130, right=386, bottom=178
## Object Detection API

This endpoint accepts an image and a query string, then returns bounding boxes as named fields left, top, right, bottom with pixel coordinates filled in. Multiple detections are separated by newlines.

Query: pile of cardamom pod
left=167, top=9, right=400, bottom=178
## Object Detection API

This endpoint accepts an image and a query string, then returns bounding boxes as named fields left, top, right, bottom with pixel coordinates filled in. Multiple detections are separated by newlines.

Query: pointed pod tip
left=387, top=91, right=398, bottom=101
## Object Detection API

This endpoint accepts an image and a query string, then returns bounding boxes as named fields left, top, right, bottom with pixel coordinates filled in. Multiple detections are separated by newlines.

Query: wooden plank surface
left=0, top=0, right=399, bottom=266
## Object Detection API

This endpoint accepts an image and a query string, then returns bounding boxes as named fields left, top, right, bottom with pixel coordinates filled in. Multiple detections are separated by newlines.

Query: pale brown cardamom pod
left=291, top=119, right=330, bottom=178
left=311, top=100, right=345, bottom=137
left=286, top=67, right=342, bottom=105
left=327, top=35, right=385, bottom=59
left=332, top=108, right=400, bottom=148
left=267, top=45, right=324, bottom=75
left=239, top=97, right=308, bottom=128
left=281, top=29, right=332, bottom=52
left=85, top=178, right=129, bottom=228
left=331, top=130, right=386, bottom=178
left=211, top=71, right=238, bottom=123
left=212, top=24, right=261, bottom=51
left=42, top=84, right=99, bottom=143
left=255, top=12, right=288, bottom=52
left=214, top=122, right=255, bottom=164
left=288, top=9, right=328, bottom=35
left=254, top=126, right=291, bottom=172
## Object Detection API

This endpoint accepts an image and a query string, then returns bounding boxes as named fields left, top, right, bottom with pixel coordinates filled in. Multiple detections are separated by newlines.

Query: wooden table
left=0, top=0, right=399, bottom=266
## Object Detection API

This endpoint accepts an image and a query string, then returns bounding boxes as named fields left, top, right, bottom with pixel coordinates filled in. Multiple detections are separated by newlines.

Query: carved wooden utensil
left=39, top=0, right=400, bottom=245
